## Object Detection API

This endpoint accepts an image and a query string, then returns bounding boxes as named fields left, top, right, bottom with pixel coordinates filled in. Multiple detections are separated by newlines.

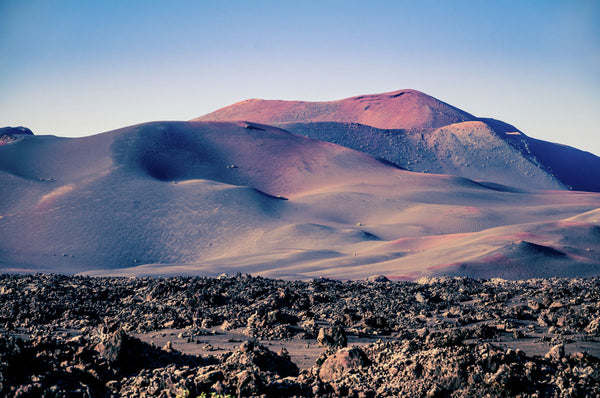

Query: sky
left=1, top=0, right=599, bottom=155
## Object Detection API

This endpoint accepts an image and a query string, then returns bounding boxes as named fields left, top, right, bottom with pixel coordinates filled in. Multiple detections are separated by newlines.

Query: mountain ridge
left=196, top=89, right=600, bottom=192
left=194, top=89, right=477, bottom=130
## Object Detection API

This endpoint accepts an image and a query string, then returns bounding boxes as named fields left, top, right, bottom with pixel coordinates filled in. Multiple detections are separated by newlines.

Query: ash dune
left=198, top=90, right=600, bottom=192
left=109, top=121, right=392, bottom=198
left=0, top=121, right=393, bottom=273
left=1, top=93, right=600, bottom=279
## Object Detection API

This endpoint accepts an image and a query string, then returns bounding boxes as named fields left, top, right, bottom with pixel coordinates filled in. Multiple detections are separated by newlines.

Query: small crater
left=390, top=92, right=405, bottom=98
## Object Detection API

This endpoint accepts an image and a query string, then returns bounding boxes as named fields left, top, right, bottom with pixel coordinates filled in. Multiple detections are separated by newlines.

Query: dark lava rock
left=235, top=369, right=264, bottom=396
left=95, top=329, right=127, bottom=364
left=0, top=126, right=33, bottom=135
left=317, top=324, right=347, bottom=348
left=363, top=315, right=389, bottom=329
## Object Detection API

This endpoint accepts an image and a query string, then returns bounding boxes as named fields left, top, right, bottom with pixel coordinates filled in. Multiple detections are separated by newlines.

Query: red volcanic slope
left=195, top=89, right=600, bottom=193
left=194, top=90, right=476, bottom=130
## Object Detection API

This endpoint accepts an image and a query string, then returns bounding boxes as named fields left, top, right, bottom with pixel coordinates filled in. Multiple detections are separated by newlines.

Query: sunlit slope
left=195, top=89, right=475, bottom=130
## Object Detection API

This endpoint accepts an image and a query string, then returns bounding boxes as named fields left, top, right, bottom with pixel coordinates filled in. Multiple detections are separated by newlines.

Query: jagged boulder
left=317, top=325, right=347, bottom=348
left=225, top=341, right=299, bottom=378
left=317, top=347, right=370, bottom=383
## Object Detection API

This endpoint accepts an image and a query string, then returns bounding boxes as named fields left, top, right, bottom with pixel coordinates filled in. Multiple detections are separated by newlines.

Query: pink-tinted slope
left=194, top=90, right=476, bottom=130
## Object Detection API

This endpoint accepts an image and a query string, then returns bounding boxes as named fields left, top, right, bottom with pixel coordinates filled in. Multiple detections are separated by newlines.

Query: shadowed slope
left=277, top=121, right=566, bottom=190
left=281, top=121, right=600, bottom=192
left=515, top=137, right=600, bottom=192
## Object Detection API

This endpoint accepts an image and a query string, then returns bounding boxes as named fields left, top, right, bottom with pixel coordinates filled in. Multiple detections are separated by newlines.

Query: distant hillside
left=194, top=89, right=476, bottom=130
left=196, top=90, right=600, bottom=192
left=275, top=121, right=565, bottom=191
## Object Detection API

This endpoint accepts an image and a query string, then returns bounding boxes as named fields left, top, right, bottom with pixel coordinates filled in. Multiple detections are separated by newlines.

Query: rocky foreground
left=1, top=274, right=600, bottom=397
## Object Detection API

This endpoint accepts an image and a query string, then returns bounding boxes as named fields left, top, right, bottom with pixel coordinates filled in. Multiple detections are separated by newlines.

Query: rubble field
left=1, top=273, right=599, bottom=397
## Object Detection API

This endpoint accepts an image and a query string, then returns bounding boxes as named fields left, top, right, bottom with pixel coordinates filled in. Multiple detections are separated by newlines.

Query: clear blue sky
left=1, top=0, right=599, bottom=155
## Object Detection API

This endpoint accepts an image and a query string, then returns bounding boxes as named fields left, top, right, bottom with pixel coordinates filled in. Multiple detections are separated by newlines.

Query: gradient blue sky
left=1, top=0, right=599, bottom=155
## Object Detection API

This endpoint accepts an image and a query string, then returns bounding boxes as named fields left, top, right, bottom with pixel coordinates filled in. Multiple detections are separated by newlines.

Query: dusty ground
left=134, top=326, right=387, bottom=370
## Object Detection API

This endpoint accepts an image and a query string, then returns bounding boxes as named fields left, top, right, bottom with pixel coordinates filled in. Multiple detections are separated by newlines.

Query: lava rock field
left=1, top=274, right=600, bottom=397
